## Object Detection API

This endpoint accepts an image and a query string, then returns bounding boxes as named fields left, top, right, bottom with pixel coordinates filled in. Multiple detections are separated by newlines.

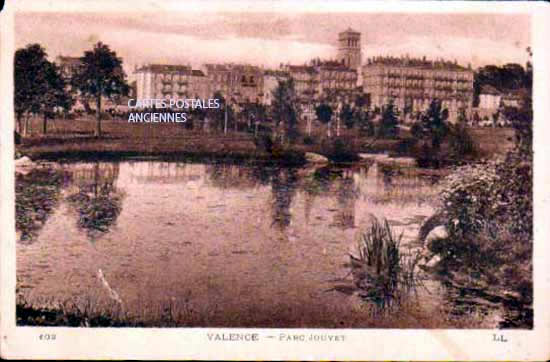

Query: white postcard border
left=1, top=1, right=549, bottom=360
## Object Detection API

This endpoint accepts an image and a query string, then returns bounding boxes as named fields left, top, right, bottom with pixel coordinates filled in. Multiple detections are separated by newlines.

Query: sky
left=15, top=12, right=531, bottom=79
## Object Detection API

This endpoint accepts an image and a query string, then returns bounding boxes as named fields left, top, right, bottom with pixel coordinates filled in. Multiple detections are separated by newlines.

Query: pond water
left=17, top=160, right=478, bottom=327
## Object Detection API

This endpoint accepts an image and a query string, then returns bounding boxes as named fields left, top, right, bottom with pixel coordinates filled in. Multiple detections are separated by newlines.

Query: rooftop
left=191, top=69, right=206, bottom=77
left=136, top=64, right=192, bottom=73
left=339, top=27, right=360, bottom=35
left=365, top=56, right=471, bottom=71
left=286, top=65, right=317, bottom=73
left=480, top=85, right=501, bottom=95
left=204, top=63, right=262, bottom=72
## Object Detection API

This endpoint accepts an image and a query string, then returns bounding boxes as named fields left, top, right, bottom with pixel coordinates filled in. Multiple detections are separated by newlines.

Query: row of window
left=364, top=70, right=472, bottom=81
left=212, top=74, right=259, bottom=84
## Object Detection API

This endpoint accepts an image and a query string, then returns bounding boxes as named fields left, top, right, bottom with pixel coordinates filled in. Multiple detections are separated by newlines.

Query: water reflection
left=270, top=168, right=299, bottom=231
left=18, top=160, right=441, bottom=327
left=65, top=162, right=125, bottom=241
left=333, top=171, right=358, bottom=230
left=15, top=168, right=71, bottom=243
left=206, top=163, right=270, bottom=189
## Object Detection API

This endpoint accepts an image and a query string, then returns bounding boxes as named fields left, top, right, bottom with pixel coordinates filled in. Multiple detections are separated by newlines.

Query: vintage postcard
left=1, top=0, right=549, bottom=360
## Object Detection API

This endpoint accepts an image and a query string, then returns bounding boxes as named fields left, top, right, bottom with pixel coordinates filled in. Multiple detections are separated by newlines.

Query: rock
left=424, top=254, right=442, bottom=268
left=425, top=225, right=449, bottom=244
left=359, top=153, right=416, bottom=167
left=358, top=153, right=389, bottom=161
left=15, top=156, right=33, bottom=167
left=381, top=157, right=417, bottom=167
left=418, top=211, right=450, bottom=243
left=305, top=152, right=328, bottom=163
left=15, top=156, right=36, bottom=175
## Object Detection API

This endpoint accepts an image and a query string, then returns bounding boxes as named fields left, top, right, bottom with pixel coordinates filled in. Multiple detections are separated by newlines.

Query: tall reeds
left=351, top=217, right=421, bottom=313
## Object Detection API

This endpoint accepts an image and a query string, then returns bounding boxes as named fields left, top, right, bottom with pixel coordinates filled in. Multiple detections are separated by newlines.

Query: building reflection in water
left=270, top=168, right=299, bottom=231
left=333, top=169, right=359, bottom=230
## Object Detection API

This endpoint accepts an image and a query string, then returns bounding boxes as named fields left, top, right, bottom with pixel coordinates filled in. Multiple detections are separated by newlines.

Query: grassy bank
left=16, top=117, right=515, bottom=165
left=16, top=297, right=483, bottom=328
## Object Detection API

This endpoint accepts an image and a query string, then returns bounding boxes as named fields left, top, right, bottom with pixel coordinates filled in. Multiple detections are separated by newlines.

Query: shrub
left=447, top=123, right=478, bottom=161
left=410, top=122, right=422, bottom=138
left=440, top=153, right=531, bottom=239
left=303, top=135, right=315, bottom=145
left=416, top=142, right=442, bottom=168
left=254, top=134, right=274, bottom=154
left=325, top=138, right=359, bottom=163
left=395, top=137, right=418, bottom=155
left=427, top=151, right=533, bottom=327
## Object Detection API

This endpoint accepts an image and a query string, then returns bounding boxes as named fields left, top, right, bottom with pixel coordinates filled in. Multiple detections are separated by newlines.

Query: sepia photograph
left=2, top=0, right=549, bottom=360
left=12, top=9, right=535, bottom=329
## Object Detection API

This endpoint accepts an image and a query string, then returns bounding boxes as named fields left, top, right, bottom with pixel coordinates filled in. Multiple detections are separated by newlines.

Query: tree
left=41, top=62, right=73, bottom=134
left=502, top=91, right=532, bottom=155
left=271, top=78, right=300, bottom=143
left=241, top=102, right=267, bottom=136
left=354, top=93, right=370, bottom=110
left=378, top=100, right=399, bottom=138
left=14, top=44, right=72, bottom=136
left=209, top=91, right=227, bottom=132
left=14, top=44, right=49, bottom=136
left=315, top=103, right=333, bottom=137
left=473, top=63, right=529, bottom=106
left=457, top=106, right=468, bottom=126
left=418, top=99, right=449, bottom=151
left=473, top=111, right=481, bottom=127
left=356, top=109, right=375, bottom=137
left=72, top=42, right=129, bottom=137
left=340, top=102, right=355, bottom=129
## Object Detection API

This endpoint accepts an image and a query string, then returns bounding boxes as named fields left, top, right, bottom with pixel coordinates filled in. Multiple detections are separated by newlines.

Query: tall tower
left=338, top=28, right=361, bottom=71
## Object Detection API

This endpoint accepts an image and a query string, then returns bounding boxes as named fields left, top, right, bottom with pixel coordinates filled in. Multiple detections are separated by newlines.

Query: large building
left=282, top=60, right=357, bottom=101
left=202, top=63, right=264, bottom=104
left=283, top=64, right=319, bottom=100
left=362, top=56, right=474, bottom=122
left=132, top=29, right=475, bottom=124
left=135, top=64, right=210, bottom=101
left=317, top=60, right=358, bottom=96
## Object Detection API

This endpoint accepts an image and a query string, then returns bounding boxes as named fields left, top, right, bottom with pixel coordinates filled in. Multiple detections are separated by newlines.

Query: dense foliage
left=72, top=42, right=129, bottom=137
left=428, top=150, right=532, bottom=327
left=473, top=62, right=532, bottom=106
left=14, top=44, right=72, bottom=135
left=378, top=101, right=399, bottom=138
left=271, top=78, right=301, bottom=143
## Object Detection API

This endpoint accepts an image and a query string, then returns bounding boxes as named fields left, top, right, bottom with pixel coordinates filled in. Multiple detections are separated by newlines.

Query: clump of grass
left=16, top=299, right=142, bottom=327
left=16, top=295, right=200, bottom=327
left=351, top=217, right=421, bottom=313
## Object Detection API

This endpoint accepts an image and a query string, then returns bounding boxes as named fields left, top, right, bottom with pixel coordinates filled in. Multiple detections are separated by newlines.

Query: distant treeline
left=473, top=62, right=532, bottom=106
